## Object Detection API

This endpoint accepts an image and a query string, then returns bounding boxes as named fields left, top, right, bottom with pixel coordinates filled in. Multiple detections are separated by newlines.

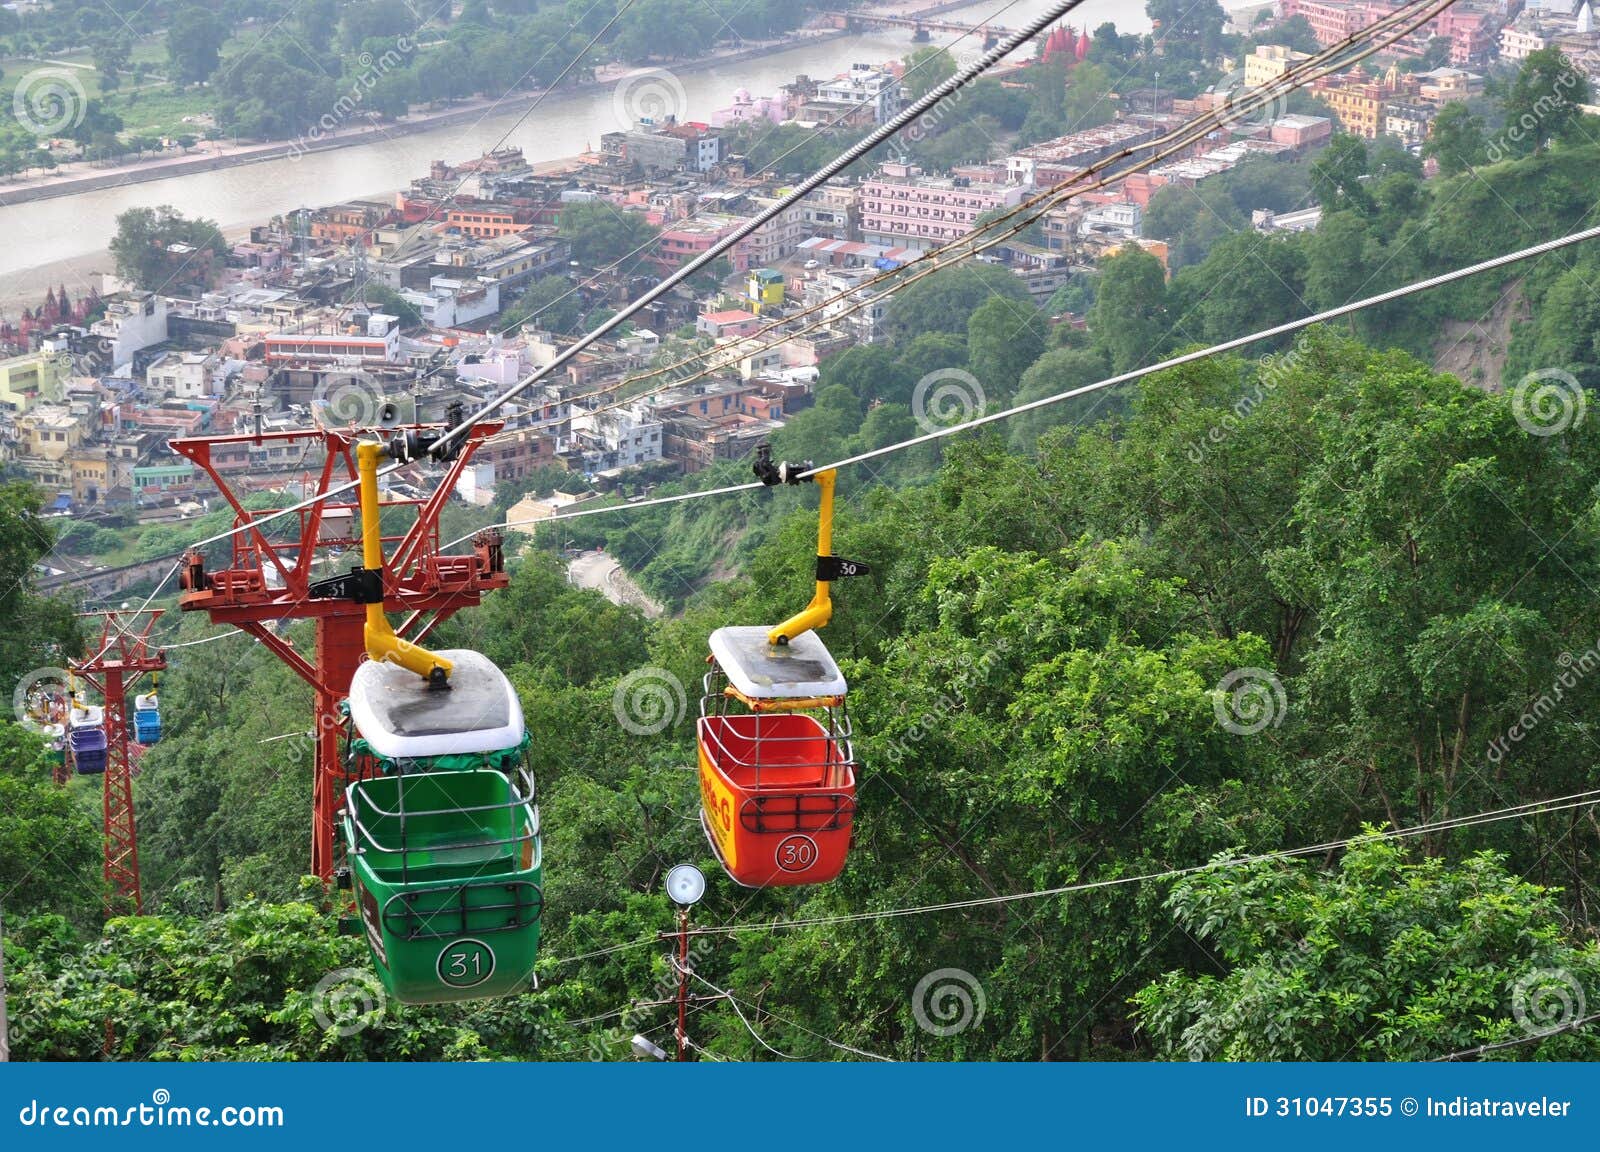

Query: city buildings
left=860, top=163, right=1025, bottom=247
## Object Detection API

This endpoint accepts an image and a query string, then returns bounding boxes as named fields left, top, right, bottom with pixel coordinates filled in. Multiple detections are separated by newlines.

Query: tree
left=557, top=201, right=660, bottom=267
left=1061, top=62, right=1116, bottom=132
left=816, top=344, right=915, bottom=407
left=902, top=46, right=956, bottom=102
left=167, top=6, right=226, bottom=86
left=445, top=552, right=648, bottom=685
left=967, top=294, right=1044, bottom=402
left=1423, top=102, right=1486, bottom=175
left=1018, top=56, right=1068, bottom=144
left=1088, top=245, right=1169, bottom=372
left=1303, top=210, right=1383, bottom=313
left=1270, top=13, right=1319, bottom=54
left=1145, top=0, right=1228, bottom=62
left=0, top=727, right=100, bottom=923
left=108, top=205, right=226, bottom=290
left=361, top=285, right=421, bottom=328
left=1008, top=346, right=1112, bottom=451
left=1135, top=837, right=1600, bottom=1060
left=1170, top=232, right=1307, bottom=346
left=885, top=263, right=1032, bottom=341
left=91, top=34, right=132, bottom=93
left=1142, top=183, right=1244, bottom=269
left=1500, top=46, right=1592, bottom=157
left=502, top=275, right=582, bottom=333
left=1309, top=133, right=1372, bottom=214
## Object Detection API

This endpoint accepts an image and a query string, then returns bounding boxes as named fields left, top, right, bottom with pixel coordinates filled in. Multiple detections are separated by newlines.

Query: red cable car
left=698, top=627, right=856, bottom=886
left=696, top=448, right=870, bottom=888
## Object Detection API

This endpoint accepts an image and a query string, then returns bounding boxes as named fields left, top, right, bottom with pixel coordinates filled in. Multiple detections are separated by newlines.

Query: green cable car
left=321, top=433, right=543, bottom=1005
left=340, top=649, right=542, bottom=1005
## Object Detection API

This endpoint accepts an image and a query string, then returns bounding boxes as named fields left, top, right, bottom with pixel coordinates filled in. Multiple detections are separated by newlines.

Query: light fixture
left=632, top=1034, right=668, bottom=1061
left=665, top=863, right=706, bottom=907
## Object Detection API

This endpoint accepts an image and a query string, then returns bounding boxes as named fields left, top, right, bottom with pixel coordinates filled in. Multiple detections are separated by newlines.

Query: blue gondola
left=134, top=691, right=161, bottom=744
left=69, top=703, right=107, bottom=775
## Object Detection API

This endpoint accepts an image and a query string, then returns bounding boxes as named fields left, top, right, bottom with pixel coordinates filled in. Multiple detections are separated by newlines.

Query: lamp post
left=664, top=863, right=706, bottom=1061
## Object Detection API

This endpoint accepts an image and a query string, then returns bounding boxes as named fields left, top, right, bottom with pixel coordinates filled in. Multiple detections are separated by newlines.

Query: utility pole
left=663, top=863, right=706, bottom=1062
left=1, top=904, right=10, bottom=1062
left=675, top=906, right=690, bottom=1061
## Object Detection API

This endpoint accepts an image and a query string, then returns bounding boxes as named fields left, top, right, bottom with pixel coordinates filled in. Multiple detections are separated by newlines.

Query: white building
left=454, top=460, right=496, bottom=506
left=805, top=268, right=892, bottom=345
left=570, top=406, right=663, bottom=471
left=91, top=293, right=168, bottom=370
left=741, top=197, right=806, bottom=266
left=401, top=276, right=501, bottom=330
left=144, top=350, right=217, bottom=400
left=456, top=344, right=527, bottom=387
left=817, top=64, right=902, bottom=124
left=1079, top=202, right=1143, bottom=240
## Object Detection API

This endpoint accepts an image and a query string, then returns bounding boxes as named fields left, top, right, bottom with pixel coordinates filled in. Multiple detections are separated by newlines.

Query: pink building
left=658, top=216, right=747, bottom=270
left=1278, top=0, right=1498, bottom=64
left=712, top=87, right=785, bottom=128
left=696, top=309, right=763, bottom=339
left=859, top=162, right=1024, bottom=248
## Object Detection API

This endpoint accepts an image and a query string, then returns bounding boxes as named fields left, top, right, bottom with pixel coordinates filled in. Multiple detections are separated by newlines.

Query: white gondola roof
left=709, top=626, right=847, bottom=700
left=70, top=704, right=103, bottom=728
left=348, top=648, right=524, bottom=760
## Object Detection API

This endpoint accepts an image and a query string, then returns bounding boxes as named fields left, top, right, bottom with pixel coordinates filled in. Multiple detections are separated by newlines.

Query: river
left=0, top=0, right=1260, bottom=303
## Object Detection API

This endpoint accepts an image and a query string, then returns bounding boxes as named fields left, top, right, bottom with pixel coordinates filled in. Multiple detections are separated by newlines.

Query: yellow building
left=69, top=446, right=109, bottom=504
left=745, top=268, right=785, bottom=314
left=0, top=351, right=70, bottom=415
left=19, top=405, right=85, bottom=464
left=1244, top=45, right=1312, bottom=88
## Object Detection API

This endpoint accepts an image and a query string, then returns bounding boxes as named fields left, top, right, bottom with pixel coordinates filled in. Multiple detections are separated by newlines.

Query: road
left=567, top=550, right=664, bottom=619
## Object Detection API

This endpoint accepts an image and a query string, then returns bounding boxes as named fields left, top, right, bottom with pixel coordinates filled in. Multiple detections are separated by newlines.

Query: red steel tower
left=71, top=609, right=167, bottom=916
left=171, top=424, right=508, bottom=879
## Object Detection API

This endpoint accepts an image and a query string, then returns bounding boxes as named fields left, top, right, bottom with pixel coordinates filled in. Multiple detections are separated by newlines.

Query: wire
left=447, top=220, right=1600, bottom=544
left=480, top=0, right=1461, bottom=433
left=161, top=628, right=244, bottom=650
left=427, top=0, right=1110, bottom=460
left=690, top=970, right=895, bottom=1061
left=676, top=789, right=1600, bottom=939
left=73, top=0, right=1453, bottom=587
left=1431, top=1012, right=1600, bottom=1061
left=686, top=972, right=804, bottom=1060
left=533, top=791, right=1600, bottom=1004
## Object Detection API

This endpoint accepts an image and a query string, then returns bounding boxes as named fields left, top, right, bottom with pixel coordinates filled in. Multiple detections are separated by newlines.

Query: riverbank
left=0, top=27, right=858, bottom=209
